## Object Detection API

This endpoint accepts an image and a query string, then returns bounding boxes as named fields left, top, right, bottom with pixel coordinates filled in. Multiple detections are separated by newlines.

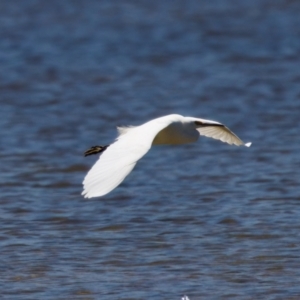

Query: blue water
left=1, top=1, right=300, bottom=299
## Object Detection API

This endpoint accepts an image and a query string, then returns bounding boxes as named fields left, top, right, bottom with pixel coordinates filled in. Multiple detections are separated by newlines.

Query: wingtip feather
left=245, top=142, right=252, bottom=147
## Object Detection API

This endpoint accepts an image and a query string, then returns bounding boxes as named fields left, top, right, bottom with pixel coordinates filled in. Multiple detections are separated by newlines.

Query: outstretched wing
left=82, top=137, right=149, bottom=198
left=195, top=119, right=251, bottom=147
left=82, top=118, right=173, bottom=198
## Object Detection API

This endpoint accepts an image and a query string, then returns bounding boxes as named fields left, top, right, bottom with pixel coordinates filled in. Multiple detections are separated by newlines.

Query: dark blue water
left=1, top=1, right=300, bottom=299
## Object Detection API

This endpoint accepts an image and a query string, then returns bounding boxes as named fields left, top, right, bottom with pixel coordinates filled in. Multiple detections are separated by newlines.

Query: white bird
left=82, top=114, right=251, bottom=198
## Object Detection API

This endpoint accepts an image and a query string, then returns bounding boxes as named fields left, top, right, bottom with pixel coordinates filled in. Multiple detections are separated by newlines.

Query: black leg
left=84, top=145, right=109, bottom=157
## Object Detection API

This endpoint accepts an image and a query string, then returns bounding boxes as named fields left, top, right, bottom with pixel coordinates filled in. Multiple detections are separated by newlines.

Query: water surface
left=1, top=1, right=300, bottom=299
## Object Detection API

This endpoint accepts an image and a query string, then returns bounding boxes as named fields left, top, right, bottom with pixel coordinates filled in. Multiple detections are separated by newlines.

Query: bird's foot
left=84, top=145, right=108, bottom=157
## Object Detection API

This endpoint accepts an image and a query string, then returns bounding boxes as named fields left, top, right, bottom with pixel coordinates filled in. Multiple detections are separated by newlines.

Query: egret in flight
left=82, top=114, right=251, bottom=198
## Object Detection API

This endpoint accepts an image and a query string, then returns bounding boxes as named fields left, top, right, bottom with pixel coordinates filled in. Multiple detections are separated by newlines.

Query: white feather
left=116, top=125, right=136, bottom=136
left=194, top=118, right=251, bottom=147
left=82, top=114, right=251, bottom=198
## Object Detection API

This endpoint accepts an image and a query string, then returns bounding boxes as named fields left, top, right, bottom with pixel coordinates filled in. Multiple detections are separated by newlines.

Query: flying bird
left=82, top=114, right=251, bottom=198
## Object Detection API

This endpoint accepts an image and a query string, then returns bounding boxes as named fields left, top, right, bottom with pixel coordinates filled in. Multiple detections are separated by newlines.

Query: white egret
left=82, top=114, right=251, bottom=198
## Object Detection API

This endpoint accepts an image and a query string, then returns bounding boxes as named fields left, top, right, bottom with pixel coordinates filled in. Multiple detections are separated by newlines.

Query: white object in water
left=182, top=296, right=190, bottom=300
left=82, top=114, right=251, bottom=198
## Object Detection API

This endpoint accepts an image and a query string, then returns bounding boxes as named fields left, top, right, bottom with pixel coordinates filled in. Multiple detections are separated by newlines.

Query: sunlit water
left=1, top=1, right=300, bottom=299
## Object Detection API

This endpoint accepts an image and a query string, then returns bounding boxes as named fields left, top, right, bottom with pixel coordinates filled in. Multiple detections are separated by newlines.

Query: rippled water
left=1, top=0, right=300, bottom=299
